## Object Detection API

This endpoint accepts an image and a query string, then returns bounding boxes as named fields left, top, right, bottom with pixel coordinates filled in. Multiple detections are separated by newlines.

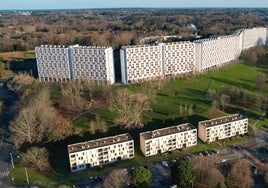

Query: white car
left=161, top=161, right=169, bottom=167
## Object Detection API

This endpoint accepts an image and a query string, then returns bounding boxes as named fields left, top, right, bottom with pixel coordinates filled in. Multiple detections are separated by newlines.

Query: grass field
left=12, top=60, right=268, bottom=185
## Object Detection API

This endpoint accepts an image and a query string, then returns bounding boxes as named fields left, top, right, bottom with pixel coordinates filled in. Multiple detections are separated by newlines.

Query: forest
left=0, top=8, right=268, bottom=52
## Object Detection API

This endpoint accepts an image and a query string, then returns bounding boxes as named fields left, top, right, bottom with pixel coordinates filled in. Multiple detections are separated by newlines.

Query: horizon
left=1, top=7, right=268, bottom=12
left=1, top=0, right=268, bottom=10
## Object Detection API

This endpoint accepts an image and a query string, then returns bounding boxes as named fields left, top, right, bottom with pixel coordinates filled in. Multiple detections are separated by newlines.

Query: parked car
left=161, top=161, right=169, bottom=167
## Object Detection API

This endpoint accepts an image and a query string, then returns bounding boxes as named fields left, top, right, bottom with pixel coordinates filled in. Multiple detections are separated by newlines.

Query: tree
left=61, top=80, right=90, bottom=113
left=8, top=73, right=36, bottom=100
left=103, top=169, right=130, bottom=188
left=131, top=167, right=152, bottom=188
left=10, top=87, right=68, bottom=147
left=219, top=94, right=230, bottom=112
left=263, top=167, right=268, bottom=185
left=228, top=159, right=254, bottom=188
left=22, top=147, right=51, bottom=172
left=171, top=161, right=195, bottom=188
left=110, top=89, right=152, bottom=129
left=50, top=115, right=71, bottom=141
left=255, top=73, right=267, bottom=91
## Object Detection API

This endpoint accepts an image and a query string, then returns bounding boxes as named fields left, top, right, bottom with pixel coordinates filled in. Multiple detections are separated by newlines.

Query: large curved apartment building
left=120, top=27, right=267, bottom=84
left=36, top=27, right=267, bottom=85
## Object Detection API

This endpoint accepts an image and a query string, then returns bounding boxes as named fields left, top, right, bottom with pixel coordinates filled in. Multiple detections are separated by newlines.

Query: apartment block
left=120, top=44, right=164, bottom=84
left=35, top=45, right=72, bottom=82
left=163, top=42, right=195, bottom=76
left=140, top=123, right=197, bottom=157
left=198, top=114, right=248, bottom=143
left=241, top=27, right=267, bottom=50
left=70, top=45, right=114, bottom=84
left=35, top=45, right=115, bottom=84
left=68, top=133, right=134, bottom=172
left=194, top=35, right=240, bottom=72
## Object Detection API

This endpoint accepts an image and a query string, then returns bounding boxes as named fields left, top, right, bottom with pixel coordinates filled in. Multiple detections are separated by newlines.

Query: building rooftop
left=37, top=44, right=111, bottom=49
left=68, top=133, right=133, bottom=154
left=199, top=114, right=246, bottom=128
left=140, top=123, right=196, bottom=140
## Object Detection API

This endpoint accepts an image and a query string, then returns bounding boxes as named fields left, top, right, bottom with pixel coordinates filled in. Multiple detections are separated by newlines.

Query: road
left=0, top=79, right=18, bottom=187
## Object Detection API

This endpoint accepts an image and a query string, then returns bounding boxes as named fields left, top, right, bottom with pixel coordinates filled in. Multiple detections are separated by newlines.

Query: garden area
left=8, top=47, right=268, bottom=186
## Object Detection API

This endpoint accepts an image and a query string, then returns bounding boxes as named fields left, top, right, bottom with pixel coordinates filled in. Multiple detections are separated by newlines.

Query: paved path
left=0, top=79, right=18, bottom=187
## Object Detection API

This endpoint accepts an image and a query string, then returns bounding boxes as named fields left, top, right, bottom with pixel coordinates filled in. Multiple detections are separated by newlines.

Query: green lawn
left=12, top=60, right=268, bottom=185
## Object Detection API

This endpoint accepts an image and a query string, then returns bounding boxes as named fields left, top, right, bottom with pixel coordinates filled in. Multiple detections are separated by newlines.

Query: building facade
left=241, top=27, right=267, bottom=50
left=35, top=45, right=72, bottom=82
left=68, top=133, right=134, bottom=172
left=198, top=114, right=248, bottom=143
left=140, top=123, right=197, bottom=157
left=194, top=35, right=240, bottom=72
left=163, top=42, right=195, bottom=76
left=70, top=45, right=114, bottom=84
left=120, top=44, right=164, bottom=84
left=35, top=45, right=115, bottom=84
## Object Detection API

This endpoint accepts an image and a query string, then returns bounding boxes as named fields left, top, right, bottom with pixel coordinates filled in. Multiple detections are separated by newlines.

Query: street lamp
left=190, top=180, right=194, bottom=188
left=10, top=153, right=14, bottom=169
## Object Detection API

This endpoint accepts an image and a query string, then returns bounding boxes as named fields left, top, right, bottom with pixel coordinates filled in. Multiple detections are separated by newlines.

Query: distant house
left=140, top=123, right=197, bottom=157
left=187, top=23, right=197, bottom=30
left=68, top=133, right=134, bottom=172
left=198, top=114, right=248, bottom=143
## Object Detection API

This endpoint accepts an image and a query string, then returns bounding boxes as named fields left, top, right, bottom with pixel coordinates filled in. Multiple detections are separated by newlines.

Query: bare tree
left=220, top=94, right=230, bottom=112
left=110, top=89, right=152, bottom=129
left=229, top=159, right=254, bottom=188
left=192, top=157, right=225, bottom=187
left=10, top=87, right=67, bottom=147
left=103, top=169, right=130, bottom=188
left=50, top=115, right=71, bottom=141
left=88, top=120, right=96, bottom=134
left=61, top=80, right=90, bottom=113
left=22, top=147, right=51, bottom=172
left=256, top=73, right=267, bottom=91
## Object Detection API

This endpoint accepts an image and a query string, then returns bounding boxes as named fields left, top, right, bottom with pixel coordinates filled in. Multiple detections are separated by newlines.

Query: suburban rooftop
left=140, top=123, right=196, bottom=140
left=199, top=113, right=246, bottom=128
left=68, top=133, right=133, bottom=154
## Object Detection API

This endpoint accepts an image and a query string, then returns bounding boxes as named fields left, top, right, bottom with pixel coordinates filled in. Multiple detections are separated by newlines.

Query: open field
left=0, top=51, right=35, bottom=61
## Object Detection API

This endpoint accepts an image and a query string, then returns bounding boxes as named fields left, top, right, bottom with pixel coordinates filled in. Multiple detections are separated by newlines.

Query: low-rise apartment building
left=198, top=114, right=248, bottom=143
left=68, top=133, right=134, bottom=172
left=140, top=123, right=197, bottom=157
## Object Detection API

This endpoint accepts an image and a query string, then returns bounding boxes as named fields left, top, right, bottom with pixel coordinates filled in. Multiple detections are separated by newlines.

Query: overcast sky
left=1, top=0, right=268, bottom=10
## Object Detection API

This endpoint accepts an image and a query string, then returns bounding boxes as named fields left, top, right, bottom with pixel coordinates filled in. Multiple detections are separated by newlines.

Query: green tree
left=171, top=161, right=195, bottom=188
left=131, top=167, right=152, bottom=188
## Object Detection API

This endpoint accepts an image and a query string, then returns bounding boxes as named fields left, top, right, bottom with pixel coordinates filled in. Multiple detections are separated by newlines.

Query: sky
left=1, top=0, right=268, bottom=10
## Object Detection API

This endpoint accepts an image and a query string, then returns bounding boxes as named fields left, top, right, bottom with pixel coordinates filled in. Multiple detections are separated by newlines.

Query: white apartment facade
left=198, top=114, right=248, bottom=143
left=35, top=45, right=72, bottom=82
left=140, top=123, right=197, bottom=157
left=68, top=133, right=134, bottom=172
left=194, top=35, right=240, bottom=72
left=120, top=44, right=164, bottom=84
left=241, top=27, right=267, bottom=50
left=35, top=45, right=115, bottom=84
left=70, top=45, right=114, bottom=84
left=163, top=42, right=195, bottom=76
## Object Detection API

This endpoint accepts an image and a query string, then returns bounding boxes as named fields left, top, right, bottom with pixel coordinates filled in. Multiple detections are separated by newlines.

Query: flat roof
left=199, top=114, right=247, bottom=128
left=68, top=133, right=133, bottom=154
left=140, top=123, right=196, bottom=140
